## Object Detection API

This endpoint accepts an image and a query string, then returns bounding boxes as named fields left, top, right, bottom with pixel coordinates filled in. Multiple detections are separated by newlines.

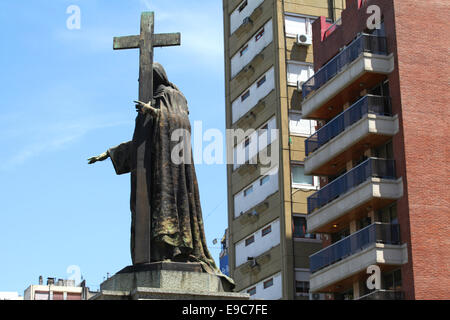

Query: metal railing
left=358, top=290, right=404, bottom=300
left=305, top=95, right=392, bottom=156
left=310, top=223, right=401, bottom=273
left=302, top=34, right=388, bottom=99
left=307, top=158, right=396, bottom=214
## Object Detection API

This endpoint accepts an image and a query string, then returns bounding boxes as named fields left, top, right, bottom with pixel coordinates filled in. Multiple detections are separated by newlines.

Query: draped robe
left=106, top=64, right=232, bottom=286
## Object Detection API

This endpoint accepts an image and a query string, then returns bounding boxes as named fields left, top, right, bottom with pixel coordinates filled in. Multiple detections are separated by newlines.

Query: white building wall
left=233, top=116, right=277, bottom=170
left=231, top=19, right=273, bottom=78
left=287, top=61, right=314, bottom=86
left=242, top=272, right=283, bottom=300
left=284, top=13, right=316, bottom=38
left=232, top=67, right=275, bottom=123
left=230, top=0, right=265, bottom=35
left=235, top=219, right=280, bottom=267
left=289, top=111, right=316, bottom=137
left=233, top=166, right=279, bottom=217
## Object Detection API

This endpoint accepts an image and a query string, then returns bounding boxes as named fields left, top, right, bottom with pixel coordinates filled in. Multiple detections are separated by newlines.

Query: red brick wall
left=310, top=0, right=450, bottom=300
left=393, top=0, right=450, bottom=300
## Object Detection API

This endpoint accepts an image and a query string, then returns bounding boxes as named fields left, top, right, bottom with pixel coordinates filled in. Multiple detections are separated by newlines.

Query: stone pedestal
left=90, top=262, right=249, bottom=300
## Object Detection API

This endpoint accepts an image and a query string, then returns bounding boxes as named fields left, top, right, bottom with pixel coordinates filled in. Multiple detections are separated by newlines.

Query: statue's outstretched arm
left=88, top=151, right=110, bottom=164
left=134, top=100, right=160, bottom=117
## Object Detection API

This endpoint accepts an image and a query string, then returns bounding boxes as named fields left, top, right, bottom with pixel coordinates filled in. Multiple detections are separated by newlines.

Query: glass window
left=247, top=287, right=256, bottom=296
left=240, top=45, right=249, bottom=56
left=292, top=165, right=313, bottom=186
left=259, top=123, right=268, bottom=133
left=257, top=75, right=266, bottom=87
left=238, top=0, right=248, bottom=13
left=244, top=137, right=250, bottom=147
left=263, top=278, right=273, bottom=289
left=245, top=235, right=255, bottom=246
left=260, top=175, right=270, bottom=186
left=244, top=185, right=253, bottom=197
left=284, top=14, right=316, bottom=37
left=293, top=216, right=315, bottom=239
left=383, top=269, right=402, bottom=291
left=255, top=28, right=265, bottom=41
left=261, top=225, right=272, bottom=237
left=241, top=90, right=250, bottom=101
left=295, top=281, right=310, bottom=295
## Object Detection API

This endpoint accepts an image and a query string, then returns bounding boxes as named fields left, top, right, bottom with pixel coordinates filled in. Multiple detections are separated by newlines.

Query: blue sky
left=0, top=0, right=228, bottom=293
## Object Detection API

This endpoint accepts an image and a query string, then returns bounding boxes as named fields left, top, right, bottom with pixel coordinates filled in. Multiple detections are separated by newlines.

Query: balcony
left=301, top=34, right=394, bottom=120
left=306, top=158, right=403, bottom=233
left=309, top=223, right=408, bottom=293
left=357, top=290, right=404, bottom=300
left=310, top=223, right=400, bottom=273
left=304, top=95, right=399, bottom=176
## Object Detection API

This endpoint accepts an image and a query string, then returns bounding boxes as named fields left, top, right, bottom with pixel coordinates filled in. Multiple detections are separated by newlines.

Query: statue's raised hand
left=134, top=100, right=160, bottom=117
left=88, top=151, right=109, bottom=164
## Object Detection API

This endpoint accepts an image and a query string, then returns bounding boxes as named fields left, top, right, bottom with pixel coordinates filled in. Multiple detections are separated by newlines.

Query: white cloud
left=1, top=117, right=130, bottom=171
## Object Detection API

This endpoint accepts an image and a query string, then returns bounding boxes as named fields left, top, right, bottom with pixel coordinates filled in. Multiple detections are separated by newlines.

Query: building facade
left=302, top=0, right=449, bottom=300
left=222, top=0, right=345, bottom=299
left=24, top=276, right=96, bottom=300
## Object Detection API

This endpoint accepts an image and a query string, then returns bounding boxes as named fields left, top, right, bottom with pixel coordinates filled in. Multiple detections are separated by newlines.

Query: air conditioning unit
left=243, top=16, right=253, bottom=26
left=296, top=33, right=312, bottom=46
left=297, top=80, right=305, bottom=92
left=310, top=293, right=322, bottom=300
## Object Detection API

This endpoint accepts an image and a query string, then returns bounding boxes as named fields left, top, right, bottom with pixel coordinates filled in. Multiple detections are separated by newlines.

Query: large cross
left=113, top=12, right=181, bottom=264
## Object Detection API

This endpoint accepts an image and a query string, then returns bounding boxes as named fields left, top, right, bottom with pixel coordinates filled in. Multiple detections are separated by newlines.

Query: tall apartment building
left=222, top=0, right=345, bottom=299
left=301, top=0, right=449, bottom=300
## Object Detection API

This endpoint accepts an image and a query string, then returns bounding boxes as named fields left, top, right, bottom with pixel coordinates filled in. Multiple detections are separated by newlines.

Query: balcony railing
left=305, top=95, right=392, bottom=156
left=358, top=290, right=404, bottom=300
left=310, top=223, right=401, bottom=273
left=302, top=34, right=388, bottom=99
left=307, top=158, right=396, bottom=214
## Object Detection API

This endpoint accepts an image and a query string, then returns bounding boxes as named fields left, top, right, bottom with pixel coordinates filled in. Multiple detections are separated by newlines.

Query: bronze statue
left=88, top=63, right=232, bottom=286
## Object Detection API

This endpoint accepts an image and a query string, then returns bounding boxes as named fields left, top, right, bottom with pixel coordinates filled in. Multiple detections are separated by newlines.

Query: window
left=259, top=123, right=268, bottom=134
left=257, top=75, right=266, bottom=87
left=263, top=278, right=274, bottom=289
left=284, top=14, right=316, bottom=37
left=238, top=0, right=248, bottom=12
left=292, top=165, right=313, bottom=186
left=287, top=62, right=314, bottom=86
left=240, top=45, right=249, bottom=56
left=245, top=235, right=255, bottom=246
left=260, top=175, right=270, bottom=186
left=383, top=269, right=402, bottom=291
left=261, top=225, right=272, bottom=237
left=255, top=28, right=265, bottom=41
left=293, top=216, right=315, bottom=239
left=295, top=281, right=310, bottom=295
left=241, top=90, right=250, bottom=101
left=247, top=286, right=256, bottom=296
left=244, top=185, right=253, bottom=197
left=289, top=112, right=316, bottom=136
left=244, top=137, right=250, bottom=147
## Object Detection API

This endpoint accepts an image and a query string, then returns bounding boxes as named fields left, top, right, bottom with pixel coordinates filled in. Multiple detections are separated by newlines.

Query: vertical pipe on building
left=280, top=0, right=298, bottom=300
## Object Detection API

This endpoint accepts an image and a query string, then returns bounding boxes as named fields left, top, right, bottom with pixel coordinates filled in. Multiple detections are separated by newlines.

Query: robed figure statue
left=88, top=63, right=231, bottom=284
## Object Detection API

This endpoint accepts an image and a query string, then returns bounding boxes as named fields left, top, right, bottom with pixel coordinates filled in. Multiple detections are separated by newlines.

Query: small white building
left=0, top=292, right=23, bottom=300
left=24, top=276, right=96, bottom=300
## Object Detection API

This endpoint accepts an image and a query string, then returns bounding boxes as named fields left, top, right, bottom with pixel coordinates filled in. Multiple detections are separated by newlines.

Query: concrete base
left=90, top=262, right=249, bottom=300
